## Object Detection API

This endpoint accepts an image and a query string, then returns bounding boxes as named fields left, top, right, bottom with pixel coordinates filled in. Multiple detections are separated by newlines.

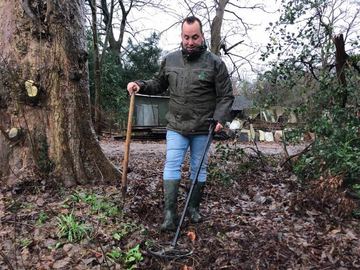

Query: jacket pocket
left=166, top=67, right=183, bottom=94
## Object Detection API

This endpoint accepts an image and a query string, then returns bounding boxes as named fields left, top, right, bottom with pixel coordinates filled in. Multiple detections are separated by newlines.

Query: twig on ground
left=94, top=238, right=111, bottom=270
left=0, top=250, right=15, bottom=270
left=280, top=142, right=314, bottom=167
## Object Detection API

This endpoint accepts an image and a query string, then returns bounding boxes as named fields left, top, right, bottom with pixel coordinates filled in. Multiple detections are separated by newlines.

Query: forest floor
left=1, top=137, right=360, bottom=269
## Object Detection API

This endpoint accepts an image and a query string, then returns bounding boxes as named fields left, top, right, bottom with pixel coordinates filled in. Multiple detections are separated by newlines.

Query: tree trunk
left=333, top=34, right=347, bottom=108
left=89, top=0, right=103, bottom=135
left=0, top=0, right=121, bottom=189
left=210, top=0, right=229, bottom=55
left=101, top=0, right=129, bottom=66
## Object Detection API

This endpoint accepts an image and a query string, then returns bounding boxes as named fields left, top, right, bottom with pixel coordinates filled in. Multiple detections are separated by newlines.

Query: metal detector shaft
left=171, top=120, right=216, bottom=247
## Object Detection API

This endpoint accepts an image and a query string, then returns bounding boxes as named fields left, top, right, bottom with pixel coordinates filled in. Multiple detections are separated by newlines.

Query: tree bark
left=101, top=0, right=130, bottom=66
left=210, top=0, right=229, bottom=55
left=0, top=0, right=121, bottom=189
left=333, top=34, right=347, bottom=108
left=89, top=0, right=103, bottom=135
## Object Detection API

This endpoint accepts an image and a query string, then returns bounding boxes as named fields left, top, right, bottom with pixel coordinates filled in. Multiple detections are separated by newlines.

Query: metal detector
left=146, top=119, right=217, bottom=260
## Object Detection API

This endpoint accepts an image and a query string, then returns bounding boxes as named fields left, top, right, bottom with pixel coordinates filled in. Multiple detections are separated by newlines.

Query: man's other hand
left=127, top=82, right=140, bottom=95
left=214, top=123, right=223, bottom=133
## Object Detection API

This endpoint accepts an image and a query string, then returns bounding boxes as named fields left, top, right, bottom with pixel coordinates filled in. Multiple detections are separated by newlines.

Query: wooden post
left=122, top=94, right=135, bottom=198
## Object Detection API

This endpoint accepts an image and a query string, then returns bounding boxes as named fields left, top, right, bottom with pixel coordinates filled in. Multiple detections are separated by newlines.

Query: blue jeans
left=163, top=130, right=209, bottom=182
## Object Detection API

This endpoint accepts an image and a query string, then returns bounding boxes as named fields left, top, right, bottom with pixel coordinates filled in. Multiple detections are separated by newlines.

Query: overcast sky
left=106, top=0, right=359, bottom=81
left=122, top=0, right=281, bottom=81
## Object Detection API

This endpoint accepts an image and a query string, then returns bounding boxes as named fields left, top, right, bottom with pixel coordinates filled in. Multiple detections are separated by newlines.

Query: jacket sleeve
left=213, top=61, right=234, bottom=126
left=135, top=58, right=169, bottom=95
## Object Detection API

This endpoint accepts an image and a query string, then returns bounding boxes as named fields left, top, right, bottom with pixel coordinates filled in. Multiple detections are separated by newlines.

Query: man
left=127, top=16, right=233, bottom=232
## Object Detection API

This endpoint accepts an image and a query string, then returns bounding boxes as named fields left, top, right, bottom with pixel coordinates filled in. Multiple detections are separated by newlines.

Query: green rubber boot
left=160, top=180, right=180, bottom=232
left=189, top=180, right=206, bottom=223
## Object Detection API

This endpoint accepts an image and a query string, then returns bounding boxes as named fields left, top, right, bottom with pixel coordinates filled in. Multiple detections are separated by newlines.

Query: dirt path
left=100, top=139, right=305, bottom=159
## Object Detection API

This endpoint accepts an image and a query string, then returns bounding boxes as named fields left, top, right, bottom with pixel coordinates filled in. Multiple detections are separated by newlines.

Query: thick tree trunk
left=0, top=0, right=121, bottom=189
left=89, top=0, right=103, bottom=135
left=211, top=0, right=229, bottom=55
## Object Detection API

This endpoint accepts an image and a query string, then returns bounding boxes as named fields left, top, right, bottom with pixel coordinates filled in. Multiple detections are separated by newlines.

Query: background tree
left=85, top=0, right=166, bottom=134
left=261, top=0, right=360, bottom=184
left=0, top=0, right=121, bottom=189
left=87, top=32, right=162, bottom=129
left=97, top=0, right=166, bottom=64
left=178, top=0, right=270, bottom=78
left=87, top=0, right=114, bottom=135
left=250, top=65, right=315, bottom=107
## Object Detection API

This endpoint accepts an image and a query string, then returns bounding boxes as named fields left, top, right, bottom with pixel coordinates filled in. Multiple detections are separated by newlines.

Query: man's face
left=181, top=21, right=204, bottom=52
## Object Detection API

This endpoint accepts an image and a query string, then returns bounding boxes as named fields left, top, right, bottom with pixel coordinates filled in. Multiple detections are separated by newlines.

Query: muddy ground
left=1, top=138, right=359, bottom=269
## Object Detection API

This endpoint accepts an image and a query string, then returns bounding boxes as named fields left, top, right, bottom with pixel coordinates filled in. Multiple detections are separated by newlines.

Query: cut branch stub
left=22, top=79, right=44, bottom=106
left=25, top=80, right=38, bottom=97
left=8, top=127, right=22, bottom=142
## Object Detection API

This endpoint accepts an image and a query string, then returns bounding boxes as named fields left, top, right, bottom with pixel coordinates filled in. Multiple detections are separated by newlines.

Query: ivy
left=257, top=0, right=360, bottom=186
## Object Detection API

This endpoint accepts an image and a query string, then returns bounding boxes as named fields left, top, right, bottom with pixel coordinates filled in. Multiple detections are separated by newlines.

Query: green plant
left=70, top=190, right=120, bottom=219
left=259, top=0, right=360, bottom=187
left=70, top=191, right=82, bottom=202
left=216, top=232, right=227, bottom=241
left=118, top=225, right=131, bottom=238
left=113, top=232, right=121, bottom=241
left=36, top=211, right=48, bottom=226
left=354, top=184, right=360, bottom=197
left=106, top=247, right=122, bottom=263
left=293, top=107, right=360, bottom=184
left=144, top=240, right=151, bottom=246
left=107, top=205, right=119, bottom=217
left=113, top=222, right=139, bottom=241
left=208, top=143, right=257, bottom=186
left=5, top=198, right=23, bottom=213
left=106, top=244, right=143, bottom=269
left=19, top=238, right=31, bottom=249
left=56, top=213, right=90, bottom=242
left=124, top=244, right=143, bottom=266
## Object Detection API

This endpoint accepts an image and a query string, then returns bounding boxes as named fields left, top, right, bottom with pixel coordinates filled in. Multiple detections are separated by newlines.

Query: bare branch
left=227, top=2, right=267, bottom=12
left=100, top=0, right=115, bottom=68
left=223, top=40, right=244, bottom=54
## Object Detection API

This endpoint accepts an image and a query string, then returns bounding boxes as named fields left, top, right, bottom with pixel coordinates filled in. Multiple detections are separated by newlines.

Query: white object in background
left=229, top=120, right=241, bottom=130
left=265, top=132, right=274, bottom=142
left=250, top=124, right=256, bottom=141
left=274, top=130, right=283, bottom=143
left=259, top=130, right=265, bottom=141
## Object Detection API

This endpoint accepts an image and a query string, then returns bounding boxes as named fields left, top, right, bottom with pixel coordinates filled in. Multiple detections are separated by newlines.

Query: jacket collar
left=181, top=42, right=207, bottom=61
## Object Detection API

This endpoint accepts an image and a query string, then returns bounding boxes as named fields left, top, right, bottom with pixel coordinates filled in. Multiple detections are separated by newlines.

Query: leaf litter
left=0, top=138, right=359, bottom=269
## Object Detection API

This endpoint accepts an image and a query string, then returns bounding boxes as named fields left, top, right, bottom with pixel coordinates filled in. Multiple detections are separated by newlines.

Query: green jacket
left=136, top=45, right=234, bottom=135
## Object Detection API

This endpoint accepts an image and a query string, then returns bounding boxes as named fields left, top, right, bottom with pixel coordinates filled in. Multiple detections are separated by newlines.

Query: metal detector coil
left=146, top=242, right=194, bottom=260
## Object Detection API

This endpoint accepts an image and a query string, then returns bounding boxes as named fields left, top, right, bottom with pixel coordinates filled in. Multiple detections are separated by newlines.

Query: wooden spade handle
left=122, top=93, right=135, bottom=198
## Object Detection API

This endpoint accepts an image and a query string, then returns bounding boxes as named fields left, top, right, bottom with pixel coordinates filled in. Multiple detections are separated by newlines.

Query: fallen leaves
left=187, top=231, right=196, bottom=242
left=1, top=140, right=359, bottom=270
left=52, top=257, right=71, bottom=269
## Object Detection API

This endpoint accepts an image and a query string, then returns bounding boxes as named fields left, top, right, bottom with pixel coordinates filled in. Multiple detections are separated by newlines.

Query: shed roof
left=232, top=95, right=253, bottom=111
